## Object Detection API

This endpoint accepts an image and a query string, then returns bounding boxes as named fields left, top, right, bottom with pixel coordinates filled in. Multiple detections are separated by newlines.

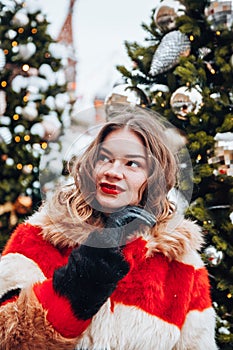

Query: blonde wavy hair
left=55, top=106, right=179, bottom=227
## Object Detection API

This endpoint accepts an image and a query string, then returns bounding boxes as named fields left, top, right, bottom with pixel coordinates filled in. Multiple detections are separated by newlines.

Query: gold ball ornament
left=154, top=0, right=186, bottom=33
left=170, top=86, right=203, bottom=119
left=14, top=195, right=33, bottom=215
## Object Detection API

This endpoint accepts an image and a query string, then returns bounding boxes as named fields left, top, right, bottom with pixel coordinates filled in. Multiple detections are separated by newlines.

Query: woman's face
left=94, top=128, right=149, bottom=211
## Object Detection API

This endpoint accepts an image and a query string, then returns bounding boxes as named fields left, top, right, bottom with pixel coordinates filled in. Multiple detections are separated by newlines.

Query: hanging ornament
left=230, top=211, right=233, bottom=224
left=0, top=116, right=10, bottom=125
left=18, top=42, right=36, bottom=61
left=14, top=124, right=25, bottom=133
left=5, top=29, right=17, bottom=40
left=230, top=53, right=233, bottom=67
left=0, top=90, right=7, bottom=115
left=170, top=86, right=203, bottom=119
left=149, top=30, right=191, bottom=76
left=0, top=201, right=18, bottom=227
left=55, top=93, right=70, bottom=111
left=205, top=0, right=233, bottom=30
left=0, top=127, right=12, bottom=144
left=154, top=0, right=186, bottom=33
left=105, top=83, right=150, bottom=119
left=41, top=114, right=61, bottom=141
left=22, top=164, right=33, bottom=175
left=30, top=122, right=45, bottom=138
left=12, top=10, right=29, bottom=26
left=21, top=102, right=38, bottom=121
left=14, top=195, right=33, bottom=215
left=36, top=13, right=45, bottom=23
left=204, top=245, right=223, bottom=266
left=198, top=47, right=212, bottom=59
left=208, top=132, right=233, bottom=176
left=0, top=49, right=6, bottom=71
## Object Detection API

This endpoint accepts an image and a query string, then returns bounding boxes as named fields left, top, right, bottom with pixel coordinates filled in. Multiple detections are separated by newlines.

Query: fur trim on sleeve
left=0, top=287, right=78, bottom=349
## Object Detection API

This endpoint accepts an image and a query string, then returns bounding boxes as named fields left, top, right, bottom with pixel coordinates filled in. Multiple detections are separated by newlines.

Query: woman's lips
left=100, top=183, right=124, bottom=195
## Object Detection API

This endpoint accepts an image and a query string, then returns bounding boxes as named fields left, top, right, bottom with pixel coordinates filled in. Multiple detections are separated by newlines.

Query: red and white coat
left=0, top=205, right=218, bottom=349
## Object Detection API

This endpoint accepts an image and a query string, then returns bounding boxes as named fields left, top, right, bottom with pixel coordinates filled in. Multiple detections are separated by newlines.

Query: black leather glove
left=53, top=206, right=155, bottom=320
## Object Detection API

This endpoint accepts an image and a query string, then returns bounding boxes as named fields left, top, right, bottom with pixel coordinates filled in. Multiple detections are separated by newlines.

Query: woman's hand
left=53, top=206, right=155, bottom=320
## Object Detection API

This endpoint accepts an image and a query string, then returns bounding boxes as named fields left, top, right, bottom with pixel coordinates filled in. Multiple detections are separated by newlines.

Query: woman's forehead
left=100, top=128, right=147, bottom=157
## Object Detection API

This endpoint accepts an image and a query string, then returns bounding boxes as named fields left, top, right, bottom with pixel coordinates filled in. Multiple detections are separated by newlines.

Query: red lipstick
left=100, top=183, right=123, bottom=195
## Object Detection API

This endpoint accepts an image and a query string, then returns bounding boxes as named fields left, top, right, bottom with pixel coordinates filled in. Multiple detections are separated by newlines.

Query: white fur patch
left=180, top=250, right=204, bottom=268
left=75, top=300, right=180, bottom=350
left=174, top=307, right=218, bottom=349
left=0, top=253, right=46, bottom=298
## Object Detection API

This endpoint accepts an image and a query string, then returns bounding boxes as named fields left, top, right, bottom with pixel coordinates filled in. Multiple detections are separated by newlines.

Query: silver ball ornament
left=105, top=83, right=149, bottom=119
left=204, top=245, right=223, bottom=266
left=154, top=0, right=186, bottom=33
left=170, top=86, right=203, bottom=119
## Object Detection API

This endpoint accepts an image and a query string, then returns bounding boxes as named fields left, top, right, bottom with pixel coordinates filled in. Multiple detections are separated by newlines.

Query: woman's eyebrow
left=100, top=146, right=146, bottom=160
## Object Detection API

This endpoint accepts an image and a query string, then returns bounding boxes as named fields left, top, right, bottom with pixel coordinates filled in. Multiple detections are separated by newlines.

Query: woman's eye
left=127, top=160, right=140, bottom=168
left=98, top=154, right=110, bottom=163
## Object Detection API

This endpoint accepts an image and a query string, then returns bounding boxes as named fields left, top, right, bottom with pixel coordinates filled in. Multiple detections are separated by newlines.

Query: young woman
left=0, top=106, right=217, bottom=349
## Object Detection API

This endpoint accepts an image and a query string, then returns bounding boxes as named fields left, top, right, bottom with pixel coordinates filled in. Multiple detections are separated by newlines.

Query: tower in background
left=57, top=0, right=77, bottom=103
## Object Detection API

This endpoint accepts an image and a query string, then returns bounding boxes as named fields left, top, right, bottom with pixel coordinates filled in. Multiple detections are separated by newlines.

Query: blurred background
left=40, top=0, right=157, bottom=110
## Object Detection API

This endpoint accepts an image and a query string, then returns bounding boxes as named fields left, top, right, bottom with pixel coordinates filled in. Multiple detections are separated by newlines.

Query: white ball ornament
left=12, top=10, right=29, bottom=26
left=0, top=90, right=7, bottom=115
left=36, top=14, right=45, bottom=23
left=21, top=102, right=38, bottom=121
left=0, top=116, right=10, bottom=125
left=14, top=124, right=25, bottom=133
left=0, top=49, right=6, bottom=71
left=18, top=42, right=36, bottom=61
left=41, top=114, right=61, bottom=141
left=30, top=123, right=45, bottom=138
left=41, top=120, right=61, bottom=141
left=154, top=0, right=186, bottom=33
left=6, top=29, right=17, bottom=40
left=0, top=127, right=12, bottom=144
left=170, top=86, right=203, bottom=119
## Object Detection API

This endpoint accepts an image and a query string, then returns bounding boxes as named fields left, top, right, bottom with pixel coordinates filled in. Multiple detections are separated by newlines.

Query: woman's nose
left=103, top=160, right=124, bottom=179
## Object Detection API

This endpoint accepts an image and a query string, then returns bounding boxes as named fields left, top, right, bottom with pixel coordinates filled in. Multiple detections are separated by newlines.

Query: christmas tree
left=108, top=0, right=233, bottom=347
left=0, top=0, right=72, bottom=250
